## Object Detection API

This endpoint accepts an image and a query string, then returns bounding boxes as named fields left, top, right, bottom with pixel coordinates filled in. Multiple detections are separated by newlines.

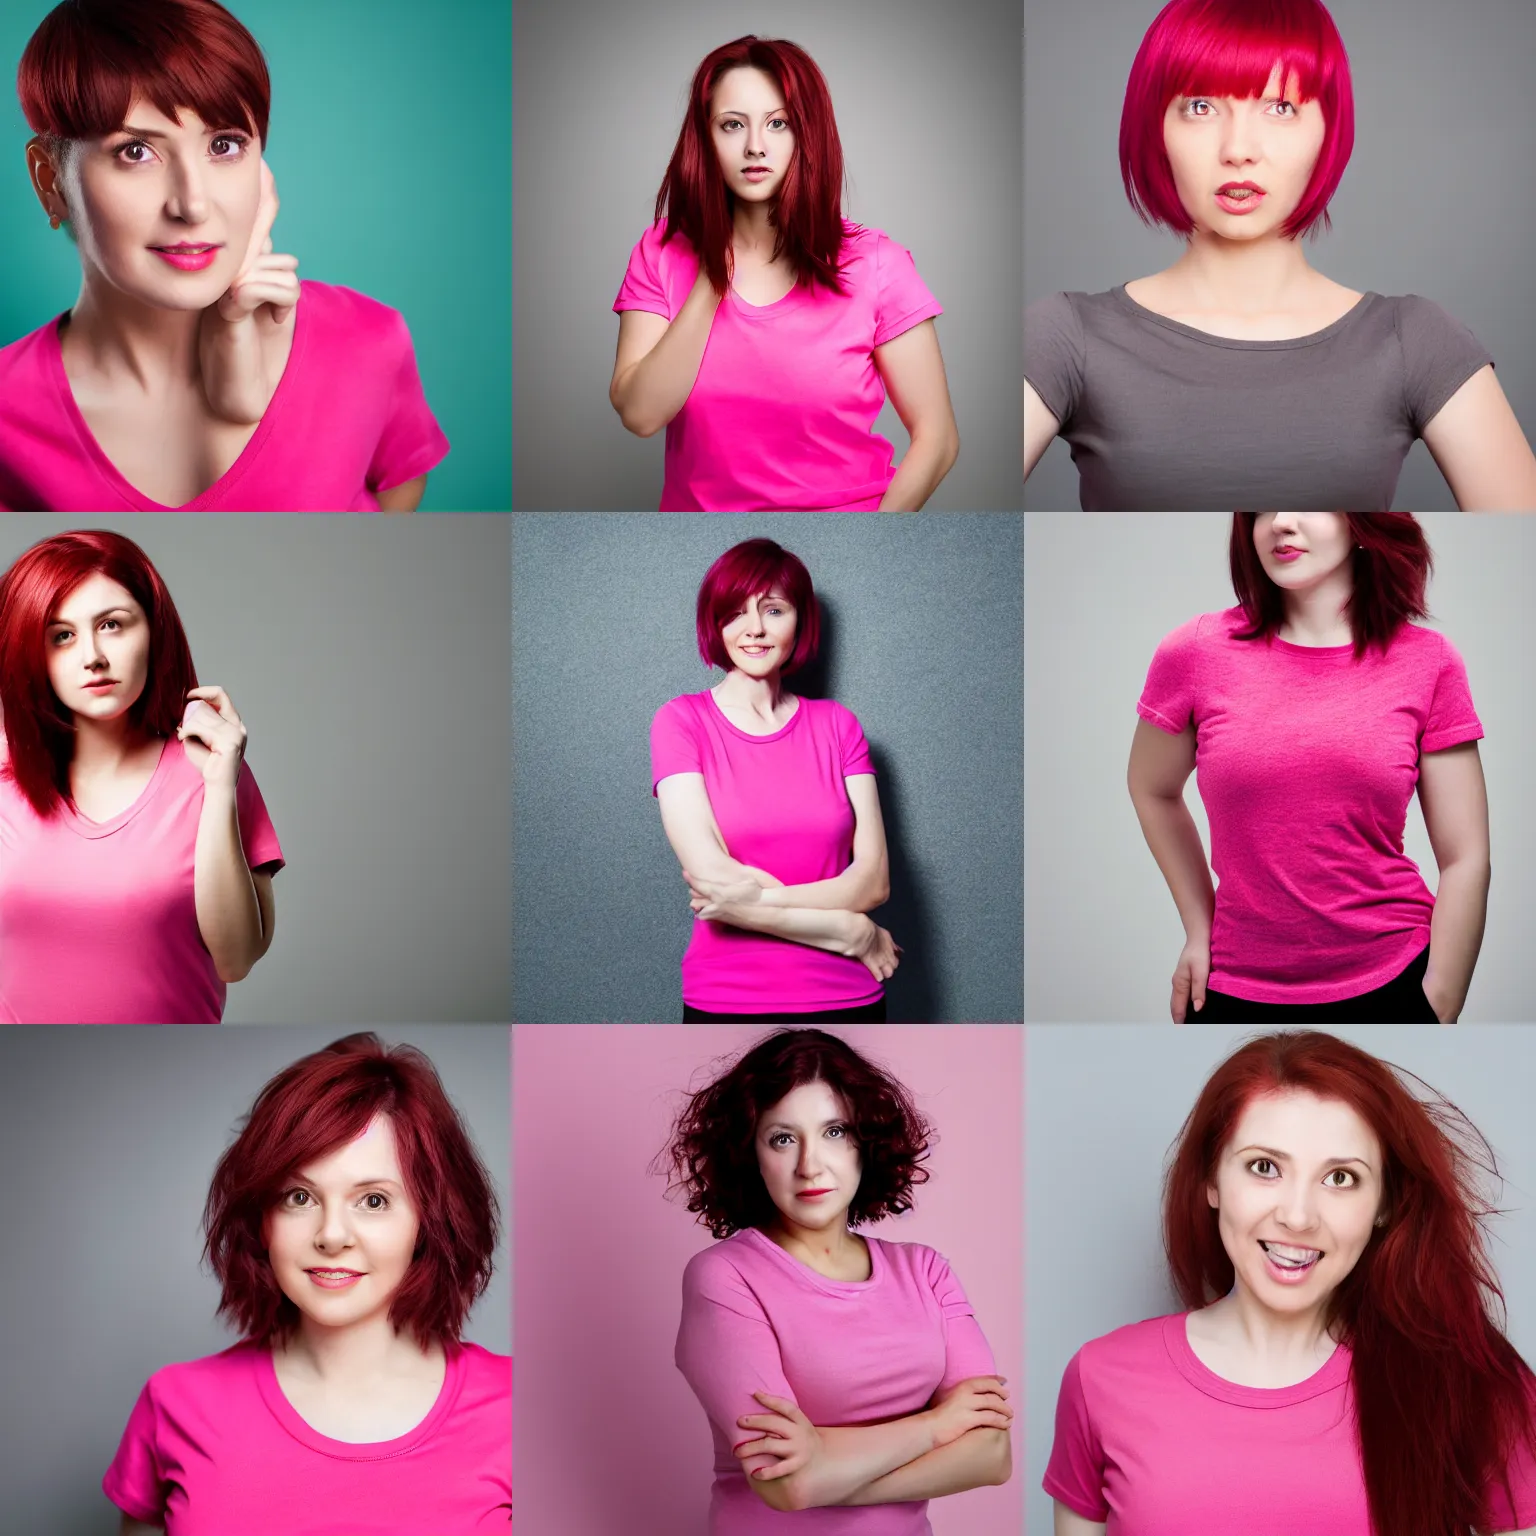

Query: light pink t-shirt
left=677, top=1227, right=997, bottom=1536
left=1137, top=607, right=1483, bottom=1004
left=651, top=690, right=882, bottom=1014
left=0, top=735, right=283, bottom=1023
left=1044, top=1313, right=1536, bottom=1535
left=0, top=280, right=449, bottom=510
left=613, top=220, right=943, bottom=511
left=103, top=1339, right=512, bottom=1534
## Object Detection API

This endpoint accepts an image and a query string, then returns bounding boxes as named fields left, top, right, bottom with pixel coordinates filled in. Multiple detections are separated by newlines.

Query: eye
left=1182, top=97, right=1298, bottom=119
left=282, top=1188, right=312, bottom=1207
left=361, top=1192, right=390, bottom=1211
left=826, top=1125, right=847, bottom=1139
left=769, top=1132, right=793, bottom=1148
left=100, top=618, right=121, bottom=632
left=114, top=132, right=251, bottom=165
left=1324, top=1168, right=1357, bottom=1189
left=1247, top=1157, right=1277, bottom=1178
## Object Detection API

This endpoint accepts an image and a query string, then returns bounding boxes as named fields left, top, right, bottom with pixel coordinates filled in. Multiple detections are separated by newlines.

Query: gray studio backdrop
left=0, top=515, right=511, bottom=1023
left=1024, top=513, right=1535, bottom=1023
left=0, top=1024, right=510, bottom=1536
left=511, top=513, right=1023, bottom=1023
left=1025, top=1023, right=1536, bottom=1535
left=1023, top=0, right=1536, bottom=511
left=513, top=0, right=1023, bottom=511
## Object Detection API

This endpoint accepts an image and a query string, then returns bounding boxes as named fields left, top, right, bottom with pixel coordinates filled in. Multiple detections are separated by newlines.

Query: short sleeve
left=923, top=1248, right=998, bottom=1394
left=1041, top=1349, right=1110, bottom=1521
left=1136, top=614, right=1205, bottom=735
left=1395, top=295, right=1496, bottom=437
left=650, top=698, right=702, bottom=796
left=101, top=1379, right=168, bottom=1522
left=676, top=1248, right=799, bottom=1479
left=1420, top=630, right=1484, bottom=754
left=836, top=703, right=875, bottom=777
left=613, top=224, right=676, bottom=320
left=871, top=232, right=943, bottom=349
left=1483, top=1386, right=1536, bottom=1533
left=235, top=763, right=285, bottom=875
left=363, top=308, right=451, bottom=495
left=1024, top=292, right=1086, bottom=427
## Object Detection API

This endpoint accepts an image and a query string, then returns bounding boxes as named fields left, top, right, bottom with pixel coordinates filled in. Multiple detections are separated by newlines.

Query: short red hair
left=0, top=529, right=196, bottom=820
left=694, top=537, right=820, bottom=673
left=653, top=35, right=859, bottom=300
left=202, top=1033, right=500, bottom=1352
left=1119, top=0, right=1355, bottom=242
left=18, top=0, right=271, bottom=174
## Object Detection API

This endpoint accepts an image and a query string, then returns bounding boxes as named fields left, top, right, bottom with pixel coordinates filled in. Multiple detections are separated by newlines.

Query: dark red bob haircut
left=655, top=1028, right=932, bottom=1240
left=1162, top=1030, right=1536, bottom=1536
left=1120, top=0, right=1355, bottom=242
left=18, top=0, right=271, bottom=179
left=0, top=529, right=196, bottom=820
left=652, top=35, right=860, bottom=300
left=1228, top=513, right=1433, bottom=662
left=202, top=1033, right=500, bottom=1352
left=695, top=536, right=820, bottom=674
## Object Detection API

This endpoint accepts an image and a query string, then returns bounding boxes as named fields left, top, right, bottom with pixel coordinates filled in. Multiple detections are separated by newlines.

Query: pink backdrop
left=513, top=1024, right=1023, bottom=1536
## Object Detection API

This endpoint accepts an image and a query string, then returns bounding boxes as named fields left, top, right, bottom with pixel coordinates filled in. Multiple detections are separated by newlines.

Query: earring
left=49, top=213, right=61, bottom=230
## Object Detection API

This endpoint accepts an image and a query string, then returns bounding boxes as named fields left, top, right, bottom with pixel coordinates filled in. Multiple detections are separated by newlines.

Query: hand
left=1421, top=971, right=1456, bottom=1023
left=216, top=158, right=300, bottom=325
left=684, top=866, right=779, bottom=918
left=177, top=686, right=247, bottom=790
left=846, top=913, right=903, bottom=980
left=1171, top=934, right=1211, bottom=1022
left=925, top=1375, right=1013, bottom=1451
left=733, top=1391, right=822, bottom=1482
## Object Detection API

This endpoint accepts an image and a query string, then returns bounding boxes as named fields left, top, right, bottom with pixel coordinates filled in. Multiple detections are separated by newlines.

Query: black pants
left=1194, top=944, right=1439, bottom=1023
left=682, top=997, right=888, bottom=1023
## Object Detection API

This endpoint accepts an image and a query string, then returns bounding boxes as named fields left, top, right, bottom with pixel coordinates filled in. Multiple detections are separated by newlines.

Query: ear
left=1205, top=1183, right=1219, bottom=1210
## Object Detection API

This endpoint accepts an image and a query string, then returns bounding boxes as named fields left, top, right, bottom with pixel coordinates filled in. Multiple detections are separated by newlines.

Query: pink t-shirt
left=103, top=1339, right=512, bottom=1534
left=0, top=280, right=449, bottom=510
left=677, top=1227, right=998, bottom=1536
left=1044, top=1312, right=1536, bottom=1535
left=0, top=735, right=283, bottom=1023
left=651, top=690, right=882, bottom=1013
left=1136, top=607, right=1483, bottom=1004
left=613, top=220, right=943, bottom=510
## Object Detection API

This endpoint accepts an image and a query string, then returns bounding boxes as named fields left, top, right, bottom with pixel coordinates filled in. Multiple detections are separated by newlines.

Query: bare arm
left=120, top=1514, right=165, bottom=1535
left=873, top=320, right=960, bottom=512
left=757, top=775, right=891, bottom=913
left=194, top=787, right=275, bottom=983
left=753, top=1414, right=940, bottom=1513
left=375, top=472, right=426, bottom=512
left=1055, top=1499, right=1109, bottom=1536
left=835, top=1426, right=1012, bottom=1505
left=610, top=268, right=723, bottom=437
left=1417, top=741, right=1492, bottom=1021
left=1024, top=376, right=1061, bottom=483
left=1127, top=717, right=1214, bottom=940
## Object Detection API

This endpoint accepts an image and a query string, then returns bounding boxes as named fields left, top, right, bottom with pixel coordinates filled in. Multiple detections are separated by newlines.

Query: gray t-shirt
left=1024, top=286, right=1493, bottom=510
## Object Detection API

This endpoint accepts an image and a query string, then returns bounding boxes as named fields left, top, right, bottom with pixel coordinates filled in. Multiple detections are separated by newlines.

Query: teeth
left=1262, top=1242, right=1320, bottom=1265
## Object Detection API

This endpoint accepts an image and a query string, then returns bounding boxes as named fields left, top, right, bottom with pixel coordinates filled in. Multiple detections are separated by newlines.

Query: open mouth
left=1259, top=1240, right=1322, bottom=1276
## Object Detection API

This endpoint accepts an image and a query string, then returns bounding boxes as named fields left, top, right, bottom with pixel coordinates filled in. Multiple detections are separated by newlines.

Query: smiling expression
left=263, top=1115, right=422, bottom=1333
left=1162, top=64, right=1326, bottom=240
left=721, top=587, right=797, bottom=676
left=45, top=573, right=150, bottom=723
left=710, top=66, right=795, bottom=203
left=1207, top=1089, right=1383, bottom=1315
left=755, top=1080, right=862, bottom=1235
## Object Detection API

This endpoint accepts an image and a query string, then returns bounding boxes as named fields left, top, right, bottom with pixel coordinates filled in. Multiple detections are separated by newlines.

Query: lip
left=1215, top=187, right=1266, bottom=215
left=305, top=1268, right=365, bottom=1289
left=796, top=1189, right=835, bottom=1199
left=1273, top=546, right=1305, bottom=562
left=82, top=679, right=119, bottom=690
left=151, top=245, right=221, bottom=271
left=1259, top=1240, right=1322, bottom=1284
left=739, top=645, right=772, bottom=654
left=741, top=167, right=773, bottom=178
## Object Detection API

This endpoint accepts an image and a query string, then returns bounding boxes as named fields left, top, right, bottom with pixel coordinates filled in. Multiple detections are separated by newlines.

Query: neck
left=731, top=198, right=780, bottom=259
left=713, top=667, right=787, bottom=713
left=277, top=1309, right=437, bottom=1388
left=1211, top=1284, right=1336, bottom=1366
left=1279, top=570, right=1354, bottom=646
left=763, top=1218, right=863, bottom=1271
left=64, top=271, right=203, bottom=395
left=1165, top=231, right=1318, bottom=315
left=71, top=712, right=156, bottom=776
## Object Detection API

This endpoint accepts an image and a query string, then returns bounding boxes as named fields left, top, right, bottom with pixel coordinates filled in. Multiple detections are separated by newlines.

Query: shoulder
left=682, top=1232, right=761, bottom=1293
left=1074, top=1313, right=1181, bottom=1375
left=0, top=315, right=62, bottom=380
left=633, top=218, right=691, bottom=265
left=1153, top=608, right=1231, bottom=655
left=653, top=692, right=707, bottom=726
left=807, top=695, right=859, bottom=728
left=144, top=1341, right=262, bottom=1401
left=874, top=1237, right=957, bottom=1282
left=453, top=1342, right=513, bottom=1393
left=295, top=280, right=417, bottom=356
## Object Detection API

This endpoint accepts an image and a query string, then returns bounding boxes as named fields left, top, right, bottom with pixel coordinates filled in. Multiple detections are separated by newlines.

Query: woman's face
left=1161, top=63, right=1326, bottom=242
left=263, top=1114, right=423, bottom=1333
left=36, top=95, right=262, bottom=310
left=755, top=1079, right=862, bottom=1234
left=1206, top=1089, right=1383, bottom=1315
left=709, top=66, right=795, bottom=208
left=721, top=587, right=797, bottom=677
left=45, top=573, right=151, bottom=723
left=1253, top=512, right=1353, bottom=592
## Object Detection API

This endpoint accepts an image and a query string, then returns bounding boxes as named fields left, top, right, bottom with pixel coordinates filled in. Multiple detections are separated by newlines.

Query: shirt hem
left=1209, top=932, right=1430, bottom=1004
left=1041, top=1474, right=1107, bottom=1523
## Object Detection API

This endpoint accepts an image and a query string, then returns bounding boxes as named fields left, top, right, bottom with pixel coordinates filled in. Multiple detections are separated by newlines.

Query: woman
left=0, top=528, right=282, bottom=1023
left=104, top=1032, right=512, bottom=1533
left=1046, top=1029, right=1536, bottom=1536
left=610, top=34, right=959, bottom=512
left=1, top=0, right=447, bottom=512
left=1127, top=513, right=1489, bottom=1022
left=661, top=1028, right=1012, bottom=1528
left=1023, top=0, right=1536, bottom=510
left=652, top=537, right=901, bottom=1022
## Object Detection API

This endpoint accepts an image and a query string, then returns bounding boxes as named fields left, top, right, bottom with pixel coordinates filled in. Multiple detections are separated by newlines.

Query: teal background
left=2, top=0, right=510, bottom=511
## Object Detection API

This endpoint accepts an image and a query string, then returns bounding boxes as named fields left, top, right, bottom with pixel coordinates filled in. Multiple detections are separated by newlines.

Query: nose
left=165, top=155, right=211, bottom=225
left=1274, top=1185, right=1321, bottom=1232
left=313, top=1201, right=357, bottom=1252
left=1218, top=107, right=1264, bottom=166
left=745, top=124, right=768, bottom=160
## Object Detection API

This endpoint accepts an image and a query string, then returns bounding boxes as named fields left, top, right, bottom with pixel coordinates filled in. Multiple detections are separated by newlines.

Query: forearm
left=711, top=901, right=858, bottom=956
left=1424, top=858, right=1490, bottom=1020
left=836, top=1426, right=1012, bottom=1505
left=614, top=274, right=722, bottom=436
left=194, top=785, right=264, bottom=982
left=773, top=1414, right=937, bottom=1510
left=758, top=863, right=888, bottom=913
left=878, top=430, right=959, bottom=512
left=198, top=318, right=273, bottom=425
left=1130, top=792, right=1216, bottom=939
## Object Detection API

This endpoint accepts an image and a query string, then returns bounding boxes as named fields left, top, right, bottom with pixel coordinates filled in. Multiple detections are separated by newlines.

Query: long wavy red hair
left=1163, top=1030, right=1536, bottom=1536
left=652, top=35, right=859, bottom=300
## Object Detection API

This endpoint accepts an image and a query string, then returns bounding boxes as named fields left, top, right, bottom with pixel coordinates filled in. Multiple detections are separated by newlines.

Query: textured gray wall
left=0, top=1024, right=510, bottom=1535
left=512, top=513, right=1023, bottom=1022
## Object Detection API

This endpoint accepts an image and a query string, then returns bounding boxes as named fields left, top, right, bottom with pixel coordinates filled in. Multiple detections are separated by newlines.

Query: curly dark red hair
left=202, top=1033, right=500, bottom=1352
left=655, top=1028, right=932, bottom=1239
left=1229, top=513, right=1434, bottom=661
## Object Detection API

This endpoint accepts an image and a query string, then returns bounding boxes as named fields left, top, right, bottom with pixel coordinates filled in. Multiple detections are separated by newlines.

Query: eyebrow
left=1239, top=1145, right=1372, bottom=1171
left=113, top=124, right=236, bottom=140
left=715, top=107, right=787, bottom=119
left=47, top=606, right=133, bottom=628
left=763, top=1118, right=845, bottom=1133
left=290, top=1176, right=405, bottom=1191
